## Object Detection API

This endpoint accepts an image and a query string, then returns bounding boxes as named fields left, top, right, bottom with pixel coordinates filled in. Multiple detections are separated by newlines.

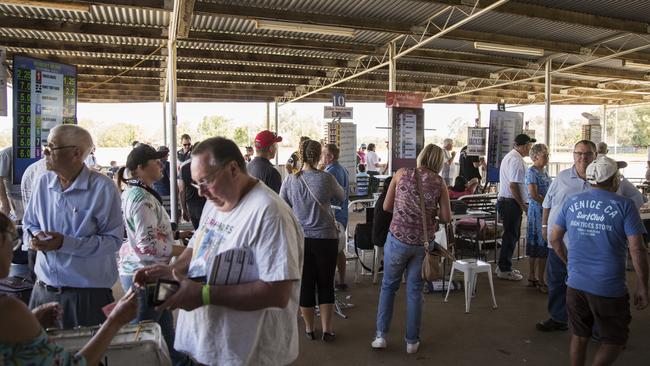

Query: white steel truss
left=424, top=32, right=650, bottom=102
left=275, top=0, right=510, bottom=105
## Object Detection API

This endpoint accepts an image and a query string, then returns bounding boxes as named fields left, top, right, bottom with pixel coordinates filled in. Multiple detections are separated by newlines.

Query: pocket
left=69, top=209, right=95, bottom=236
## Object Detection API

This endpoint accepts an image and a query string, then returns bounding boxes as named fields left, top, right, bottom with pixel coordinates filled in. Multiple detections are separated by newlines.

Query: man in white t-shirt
left=135, top=137, right=304, bottom=366
left=442, top=138, right=455, bottom=186
left=496, top=133, right=535, bottom=281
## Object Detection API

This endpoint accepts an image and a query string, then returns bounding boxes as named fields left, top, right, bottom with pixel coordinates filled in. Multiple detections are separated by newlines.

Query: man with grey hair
left=442, top=138, right=455, bottom=186
left=135, top=137, right=304, bottom=365
left=596, top=141, right=609, bottom=155
left=22, top=124, right=123, bottom=328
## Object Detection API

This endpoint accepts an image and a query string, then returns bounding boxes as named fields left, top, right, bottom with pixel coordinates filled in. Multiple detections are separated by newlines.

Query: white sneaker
left=371, top=336, right=387, bottom=349
left=406, top=341, right=420, bottom=354
left=497, top=270, right=523, bottom=281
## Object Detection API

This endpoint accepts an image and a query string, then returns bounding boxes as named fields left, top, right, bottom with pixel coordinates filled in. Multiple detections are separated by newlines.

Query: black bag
left=0, top=276, right=34, bottom=305
left=354, top=223, right=373, bottom=250
left=451, top=199, right=467, bottom=215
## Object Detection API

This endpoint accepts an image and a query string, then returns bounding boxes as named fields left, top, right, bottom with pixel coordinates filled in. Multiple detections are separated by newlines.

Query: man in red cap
left=247, top=130, right=283, bottom=193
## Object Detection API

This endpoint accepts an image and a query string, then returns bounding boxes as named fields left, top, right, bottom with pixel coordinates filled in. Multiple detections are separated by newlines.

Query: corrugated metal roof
left=517, top=0, right=650, bottom=24
left=0, top=28, right=165, bottom=46
left=198, top=0, right=448, bottom=25
left=0, top=4, right=168, bottom=27
left=178, top=40, right=353, bottom=59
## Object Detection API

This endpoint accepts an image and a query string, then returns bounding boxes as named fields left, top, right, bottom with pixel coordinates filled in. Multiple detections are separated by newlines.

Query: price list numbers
left=63, top=75, right=76, bottom=124
left=15, top=68, right=33, bottom=159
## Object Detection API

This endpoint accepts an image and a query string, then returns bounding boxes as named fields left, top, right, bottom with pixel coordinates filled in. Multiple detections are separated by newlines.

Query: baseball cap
left=254, top=130, right=282, bottom=149
left=514, top=134, right=536, bottom=146
left=126, top=144, right=168, bottom=170
left=586, top=155, right=626, bottom=184
left=360, top=143, right=367, bottom=149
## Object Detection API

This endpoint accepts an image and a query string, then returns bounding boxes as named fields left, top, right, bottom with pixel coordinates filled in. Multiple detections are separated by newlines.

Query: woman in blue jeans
left=117, top=144, right=190, bottom=365
left=371, top=144, right=451, bottom=354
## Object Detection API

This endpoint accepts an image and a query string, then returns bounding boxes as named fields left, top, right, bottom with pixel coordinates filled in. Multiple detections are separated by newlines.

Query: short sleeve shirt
left=176, top=182, right=304, bottom=366
left=556, top=189, right=646, bottom=297
left=247, top=157, right=282, bottom=193
left=498, top=149, right=527, bottom=200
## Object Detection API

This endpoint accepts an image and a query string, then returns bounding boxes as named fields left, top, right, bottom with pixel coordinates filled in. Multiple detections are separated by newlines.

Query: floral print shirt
left=0, top=329, right=86, bottom=366
left=118, top=185, right=174, bottom=276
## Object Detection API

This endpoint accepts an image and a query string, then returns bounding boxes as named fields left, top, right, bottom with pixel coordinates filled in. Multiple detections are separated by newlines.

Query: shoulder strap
left=414, top=169, right=429, bottom=246
left=300, top=174, right=338, bottom=226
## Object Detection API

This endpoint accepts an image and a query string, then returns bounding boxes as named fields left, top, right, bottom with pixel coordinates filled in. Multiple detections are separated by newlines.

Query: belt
left=36, top=280, right=74, bottom=294
left=497, top=197, right=517, bottom=202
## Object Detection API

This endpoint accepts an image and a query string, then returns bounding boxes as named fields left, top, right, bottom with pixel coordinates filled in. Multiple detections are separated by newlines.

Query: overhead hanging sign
left=467, top=127, right=487, bottom=156
left=385, top=92, right=423, bottom=108
left=0, top=47, right=7, bottom=116
left=332, top=92, right=346, bottom=107
left=324, top=106, right=353, bottom=119
left=12, top=55, right=77, bottom=184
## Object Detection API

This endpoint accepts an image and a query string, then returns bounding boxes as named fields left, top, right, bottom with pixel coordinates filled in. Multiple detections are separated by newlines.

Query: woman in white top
left=365, top=143, right=382, bottom=173
left=117, top=144, right=189, bottom=365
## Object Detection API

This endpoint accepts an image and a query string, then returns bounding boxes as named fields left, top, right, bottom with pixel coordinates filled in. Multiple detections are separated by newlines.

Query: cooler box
left=47, top=322, right=171, bottom=366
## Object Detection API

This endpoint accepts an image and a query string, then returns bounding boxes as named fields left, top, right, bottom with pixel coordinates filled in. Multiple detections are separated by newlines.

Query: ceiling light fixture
left=255, top=20, right=356, bottom=37
left=0, top=0, right=91, bottom=13
left=623, top=60, right=650, bottom=70
left=474, top=42, right=544, bottom=57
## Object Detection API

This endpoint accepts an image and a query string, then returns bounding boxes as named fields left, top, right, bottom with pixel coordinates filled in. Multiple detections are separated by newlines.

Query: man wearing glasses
left=177, top=134, right=193, bottom=163
left=22, top=124, right=123, bottom=329
left=134, top=137, right=304, bottom=366
left=550, top=155, right=647, bottom=365
left=536, top=140, right=596, bottom=332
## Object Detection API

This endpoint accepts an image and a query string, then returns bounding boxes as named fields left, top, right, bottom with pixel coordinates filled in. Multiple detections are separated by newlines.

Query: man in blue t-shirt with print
left=550, top=155, right=648, bottom=366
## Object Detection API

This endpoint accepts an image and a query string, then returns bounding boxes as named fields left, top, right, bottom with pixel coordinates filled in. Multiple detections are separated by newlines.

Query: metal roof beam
left=426, top=0, right=650, bottom=34
left=277, top=0, right=510, bottom=104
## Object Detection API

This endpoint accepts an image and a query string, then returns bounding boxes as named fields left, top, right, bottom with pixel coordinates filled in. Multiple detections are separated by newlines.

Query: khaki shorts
left=566, top=286, right=631, bottom=346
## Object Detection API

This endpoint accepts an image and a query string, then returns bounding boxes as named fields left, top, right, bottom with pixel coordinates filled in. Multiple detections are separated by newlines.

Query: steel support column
left=167, top=38, right=178, bottom=224
left=274, top=101, right=279, bottom=167
left=544, top=60, right=551, bottom=146
left=388, top=41, right=396, bottom=174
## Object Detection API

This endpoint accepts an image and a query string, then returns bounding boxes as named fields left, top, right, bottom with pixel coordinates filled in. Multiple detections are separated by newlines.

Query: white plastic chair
left=444, top=259, right=497, bottom=313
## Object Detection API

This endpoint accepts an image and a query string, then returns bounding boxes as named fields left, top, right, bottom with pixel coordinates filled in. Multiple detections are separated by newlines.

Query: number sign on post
left=332, top=92, right=346, bottom=107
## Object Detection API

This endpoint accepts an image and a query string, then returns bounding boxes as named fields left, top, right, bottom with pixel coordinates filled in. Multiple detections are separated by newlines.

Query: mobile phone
left=147, top=279, right=180, bottom=307
left=26, top=229, right=52, bottom=241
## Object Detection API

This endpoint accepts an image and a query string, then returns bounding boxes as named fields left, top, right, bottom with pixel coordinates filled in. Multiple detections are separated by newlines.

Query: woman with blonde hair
left=525, top=143, right=552, bottom=293
left=371, top=144, right=451, bottom=354
left=280, top=139, right=344, bottom=342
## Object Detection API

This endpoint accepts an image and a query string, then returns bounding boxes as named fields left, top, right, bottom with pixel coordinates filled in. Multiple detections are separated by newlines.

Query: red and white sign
left=385, top=92, right=423, bottom=108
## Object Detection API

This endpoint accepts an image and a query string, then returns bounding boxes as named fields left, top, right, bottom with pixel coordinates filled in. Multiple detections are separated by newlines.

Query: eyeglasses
left=183, top=143, right=192, bottom=147
left=573, top=151, right=594, bottom=158
left=190, top=168, right=222, bottom=190
left=43, top=144, right=77, bottom=154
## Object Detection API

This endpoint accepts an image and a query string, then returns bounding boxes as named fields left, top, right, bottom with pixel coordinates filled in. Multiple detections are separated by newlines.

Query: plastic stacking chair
left=444, top=259, right=497, bottom=313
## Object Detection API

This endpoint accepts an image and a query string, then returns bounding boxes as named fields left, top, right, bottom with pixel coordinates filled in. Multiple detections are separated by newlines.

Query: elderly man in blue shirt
left=23, top=124, right=123, bottom=329
left=322, top=143, right=350, bottom=290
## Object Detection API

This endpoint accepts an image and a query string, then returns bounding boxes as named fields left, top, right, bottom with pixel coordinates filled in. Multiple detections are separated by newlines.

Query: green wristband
left=202, top=284, right=211, bottom=306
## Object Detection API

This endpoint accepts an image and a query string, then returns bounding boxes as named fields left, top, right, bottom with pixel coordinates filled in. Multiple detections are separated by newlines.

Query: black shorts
left=566, top=286, right=631, bottom=346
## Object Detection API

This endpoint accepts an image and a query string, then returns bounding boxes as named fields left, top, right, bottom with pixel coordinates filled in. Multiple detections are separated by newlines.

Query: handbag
left=414, top=169, right=455, bottom=282
left=300, top=174, right=345, bottom=251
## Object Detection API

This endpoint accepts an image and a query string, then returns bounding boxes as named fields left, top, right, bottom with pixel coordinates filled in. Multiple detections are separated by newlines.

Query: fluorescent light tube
left=474, top=42, right=544, bottom=57
left=255, top=20, right=355, bottom=37
left=623, top=60, right=650, bottom=70
left=0, top=0, right=91, bottom=13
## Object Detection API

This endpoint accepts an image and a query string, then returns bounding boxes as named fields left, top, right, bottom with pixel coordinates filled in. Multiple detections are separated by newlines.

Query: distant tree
left=278, top=110, right=320, bottom=147
left=96, top=122, right=142, bottom=147
left=631, top=106, right=650, bottom=146
left=196, top=115, right=230, bottom=140
left=232, top=127, right=250, bottom=147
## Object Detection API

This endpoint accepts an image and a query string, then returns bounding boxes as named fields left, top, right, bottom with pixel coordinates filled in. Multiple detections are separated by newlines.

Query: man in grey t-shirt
left=247, top=130, right=283, bottom=193
left=0, top=147, right=24, bottom=219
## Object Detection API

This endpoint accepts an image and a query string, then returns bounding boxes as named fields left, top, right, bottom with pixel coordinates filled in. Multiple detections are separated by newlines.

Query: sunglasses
left=183, top=143, right=192, bottom=147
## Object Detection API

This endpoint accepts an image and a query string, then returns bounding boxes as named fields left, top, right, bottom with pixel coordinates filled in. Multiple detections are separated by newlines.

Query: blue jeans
left=546, top=249, right=568, bottom=323
left=497, top=198, right=522, bottom=272
left=375, top=232, right=425, bottom=344
left=120, top=276, right=184, bottom=365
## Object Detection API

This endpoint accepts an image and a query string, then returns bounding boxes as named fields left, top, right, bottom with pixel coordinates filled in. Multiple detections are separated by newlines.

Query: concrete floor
left=290, top=259, right=650, bottom=366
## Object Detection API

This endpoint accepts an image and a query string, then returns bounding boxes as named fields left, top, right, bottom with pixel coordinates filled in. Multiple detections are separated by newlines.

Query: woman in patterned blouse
left=525, top=143, right=552, bottom=293
left=116, top=144, right=189, bottom=364
left=371, top=144, right=452, bottom=354
left=0, top=212, right=137, bottom=365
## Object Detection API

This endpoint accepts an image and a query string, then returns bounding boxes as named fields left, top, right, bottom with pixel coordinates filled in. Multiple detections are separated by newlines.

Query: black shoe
left=335, top=283, right=348, bottom=291
left=536, top=318, right=568, bottom=332
left=322, top=332, right=336, bottom=342
left=305, top=331, right=316, bottom=340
